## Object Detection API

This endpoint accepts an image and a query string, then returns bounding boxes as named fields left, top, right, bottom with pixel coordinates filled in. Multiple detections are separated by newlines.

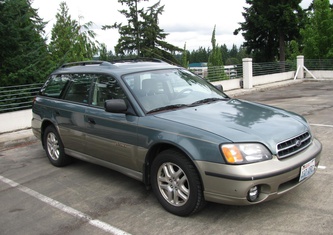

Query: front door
left=84, top=74, right=140, bottom=171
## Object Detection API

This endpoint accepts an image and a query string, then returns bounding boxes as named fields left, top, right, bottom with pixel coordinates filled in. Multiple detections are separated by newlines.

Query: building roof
left=189, top=62, right=208, bottom=68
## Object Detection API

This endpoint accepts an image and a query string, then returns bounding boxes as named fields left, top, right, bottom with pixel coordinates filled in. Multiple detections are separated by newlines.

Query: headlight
left=221, top=143, right=272, bottom=164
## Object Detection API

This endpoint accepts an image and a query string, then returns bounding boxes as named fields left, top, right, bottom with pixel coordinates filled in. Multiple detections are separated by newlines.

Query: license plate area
left=299, top=158, right=315, bottom=182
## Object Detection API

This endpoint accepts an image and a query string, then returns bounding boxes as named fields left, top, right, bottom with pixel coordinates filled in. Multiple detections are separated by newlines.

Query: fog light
left=248, top=186, right=259, bottom=202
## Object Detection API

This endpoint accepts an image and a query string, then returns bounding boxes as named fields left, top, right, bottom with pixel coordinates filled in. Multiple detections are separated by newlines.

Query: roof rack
left=60, top=61, right=114, bottom=68
left=110, top=57, right=166, bottom=64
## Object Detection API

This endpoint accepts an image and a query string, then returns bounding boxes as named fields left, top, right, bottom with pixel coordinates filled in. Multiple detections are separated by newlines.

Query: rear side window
left=40, top=73, right=126, bottom=106
left=40, top=74, right=70, bottom=98
left=63, top=74, right=94, bottom=104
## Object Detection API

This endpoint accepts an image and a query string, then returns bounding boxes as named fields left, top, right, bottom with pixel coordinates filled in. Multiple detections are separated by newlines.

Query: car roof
left=51, top=59, right=179, bottom=76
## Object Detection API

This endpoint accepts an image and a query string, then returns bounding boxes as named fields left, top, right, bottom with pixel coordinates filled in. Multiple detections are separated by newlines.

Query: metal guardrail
left=0, top=83, right=43, bottom=113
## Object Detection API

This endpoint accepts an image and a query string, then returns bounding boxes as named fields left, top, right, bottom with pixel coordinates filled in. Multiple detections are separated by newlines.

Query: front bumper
left=196, top=138, right=322, bottom=205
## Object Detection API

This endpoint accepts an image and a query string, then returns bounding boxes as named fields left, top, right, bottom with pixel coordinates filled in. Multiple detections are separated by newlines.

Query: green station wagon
left=31, top=59, right=322, bottom=216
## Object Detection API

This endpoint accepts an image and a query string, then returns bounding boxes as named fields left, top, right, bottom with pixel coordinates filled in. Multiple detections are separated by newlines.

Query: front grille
left=277, top=132, right=312, bottom=159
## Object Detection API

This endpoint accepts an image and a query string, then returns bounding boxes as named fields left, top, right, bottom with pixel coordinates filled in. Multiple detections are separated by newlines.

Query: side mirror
left=215, top=84, right=223, bottom=92
left=105, top=99, right=128, bottom=113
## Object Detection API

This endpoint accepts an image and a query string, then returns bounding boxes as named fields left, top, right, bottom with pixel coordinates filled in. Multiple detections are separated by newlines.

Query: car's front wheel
left=151, top=149, right=206, bottom=216
left=43, top=125, right=71, bottom=167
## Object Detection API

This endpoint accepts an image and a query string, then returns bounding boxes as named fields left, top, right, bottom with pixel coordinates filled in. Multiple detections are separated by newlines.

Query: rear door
left=56, top=74, right=93, bottom=153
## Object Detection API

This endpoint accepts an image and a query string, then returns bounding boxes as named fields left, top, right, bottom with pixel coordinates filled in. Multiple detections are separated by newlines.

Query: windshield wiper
left=146, top=98, right=229, bottom=114
left=190, top=98, right=229, bottom=106
left=147, top=104, right=189, bottom=114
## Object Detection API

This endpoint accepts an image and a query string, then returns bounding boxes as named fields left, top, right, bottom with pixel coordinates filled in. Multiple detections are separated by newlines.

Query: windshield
left=122, top=69, right=228, bottom=113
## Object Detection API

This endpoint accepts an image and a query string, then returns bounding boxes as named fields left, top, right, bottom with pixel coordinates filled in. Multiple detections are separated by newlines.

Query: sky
left=31, top=0, right=320, bottom=52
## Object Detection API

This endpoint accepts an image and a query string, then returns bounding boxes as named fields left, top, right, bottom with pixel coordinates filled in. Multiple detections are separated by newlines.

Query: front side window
left=91, top=75, right=127, bottom=107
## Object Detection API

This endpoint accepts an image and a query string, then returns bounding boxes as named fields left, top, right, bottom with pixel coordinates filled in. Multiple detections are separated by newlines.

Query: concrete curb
left=0, top=129, right=37, bottom=151
left=226, top=79, right=304, bottom=97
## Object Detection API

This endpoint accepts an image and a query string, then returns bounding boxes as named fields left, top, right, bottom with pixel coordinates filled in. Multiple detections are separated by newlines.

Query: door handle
left=87, top=117, right=96, bottom=124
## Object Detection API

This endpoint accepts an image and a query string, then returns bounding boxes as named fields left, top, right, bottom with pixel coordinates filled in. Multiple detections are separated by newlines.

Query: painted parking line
left=310, top=123, right=333, bottom=128
left=0, top=175, right=131, bottom=235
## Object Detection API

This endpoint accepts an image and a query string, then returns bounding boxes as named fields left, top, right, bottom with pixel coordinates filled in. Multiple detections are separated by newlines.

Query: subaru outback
left=31, top=59, right=322, bottom=216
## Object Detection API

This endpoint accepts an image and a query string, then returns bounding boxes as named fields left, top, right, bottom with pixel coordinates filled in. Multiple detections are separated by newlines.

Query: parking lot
left=0, top=80, right=332, bottom=235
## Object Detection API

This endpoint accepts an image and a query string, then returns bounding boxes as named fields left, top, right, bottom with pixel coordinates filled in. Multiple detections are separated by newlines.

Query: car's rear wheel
left=43, top=125, right=71, bottom=167
left=151, top=149, right=206, bottom=216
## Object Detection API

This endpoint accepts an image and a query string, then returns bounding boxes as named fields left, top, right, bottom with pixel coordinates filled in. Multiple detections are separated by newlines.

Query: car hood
left=154, top=99, right=309, bottom=154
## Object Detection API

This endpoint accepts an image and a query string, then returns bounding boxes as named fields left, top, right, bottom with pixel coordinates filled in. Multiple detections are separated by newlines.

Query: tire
left=43, top=125, right=72, bottom=167
left=151, top=149, right=206, bottom=216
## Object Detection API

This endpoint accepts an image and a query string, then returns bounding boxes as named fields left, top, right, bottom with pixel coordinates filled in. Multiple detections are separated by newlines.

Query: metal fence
left=0, top=83, right=43, bottom=113
left=192, top=60, right=297, bottom=81
left=196, top=59, right=331, bottom=81
left=191, top=64, right=243, bottom=81
left=253, top=61, right=296, bottom=76
left=305, top=59, right=333, bottom=70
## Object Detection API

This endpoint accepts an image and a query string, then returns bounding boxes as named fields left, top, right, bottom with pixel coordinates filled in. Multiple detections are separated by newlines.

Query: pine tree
left=48, top=2, right=99, bottom=65
left=0, top=0, right=52, bottom=86
left=189, top=47, right=210, bottom=63
left=103, top=0, right=181, bottom=63
left=301, top=0, right=333, bottom=59
left=234, top=0, right=304, bottom=62
left=181, top=43, right=189, bottom=68
left=208, top=26, right=225, bottom=81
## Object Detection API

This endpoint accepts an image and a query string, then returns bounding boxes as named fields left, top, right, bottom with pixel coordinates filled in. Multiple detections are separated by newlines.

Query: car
left=31, top=59, right=322, bottom=216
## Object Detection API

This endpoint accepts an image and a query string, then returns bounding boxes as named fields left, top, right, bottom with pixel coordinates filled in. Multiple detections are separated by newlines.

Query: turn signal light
left=222, top=145, right=243, bottom=163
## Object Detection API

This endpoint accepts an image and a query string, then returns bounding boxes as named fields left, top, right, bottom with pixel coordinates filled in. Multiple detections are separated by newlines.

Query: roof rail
left=60, top=61, right=114, bottom=68
left=110, top=57, right=166, bottom=64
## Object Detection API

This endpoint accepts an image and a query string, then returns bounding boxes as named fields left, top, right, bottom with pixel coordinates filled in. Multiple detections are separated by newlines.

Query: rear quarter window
left=40, top=74, right=70, bottom=98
